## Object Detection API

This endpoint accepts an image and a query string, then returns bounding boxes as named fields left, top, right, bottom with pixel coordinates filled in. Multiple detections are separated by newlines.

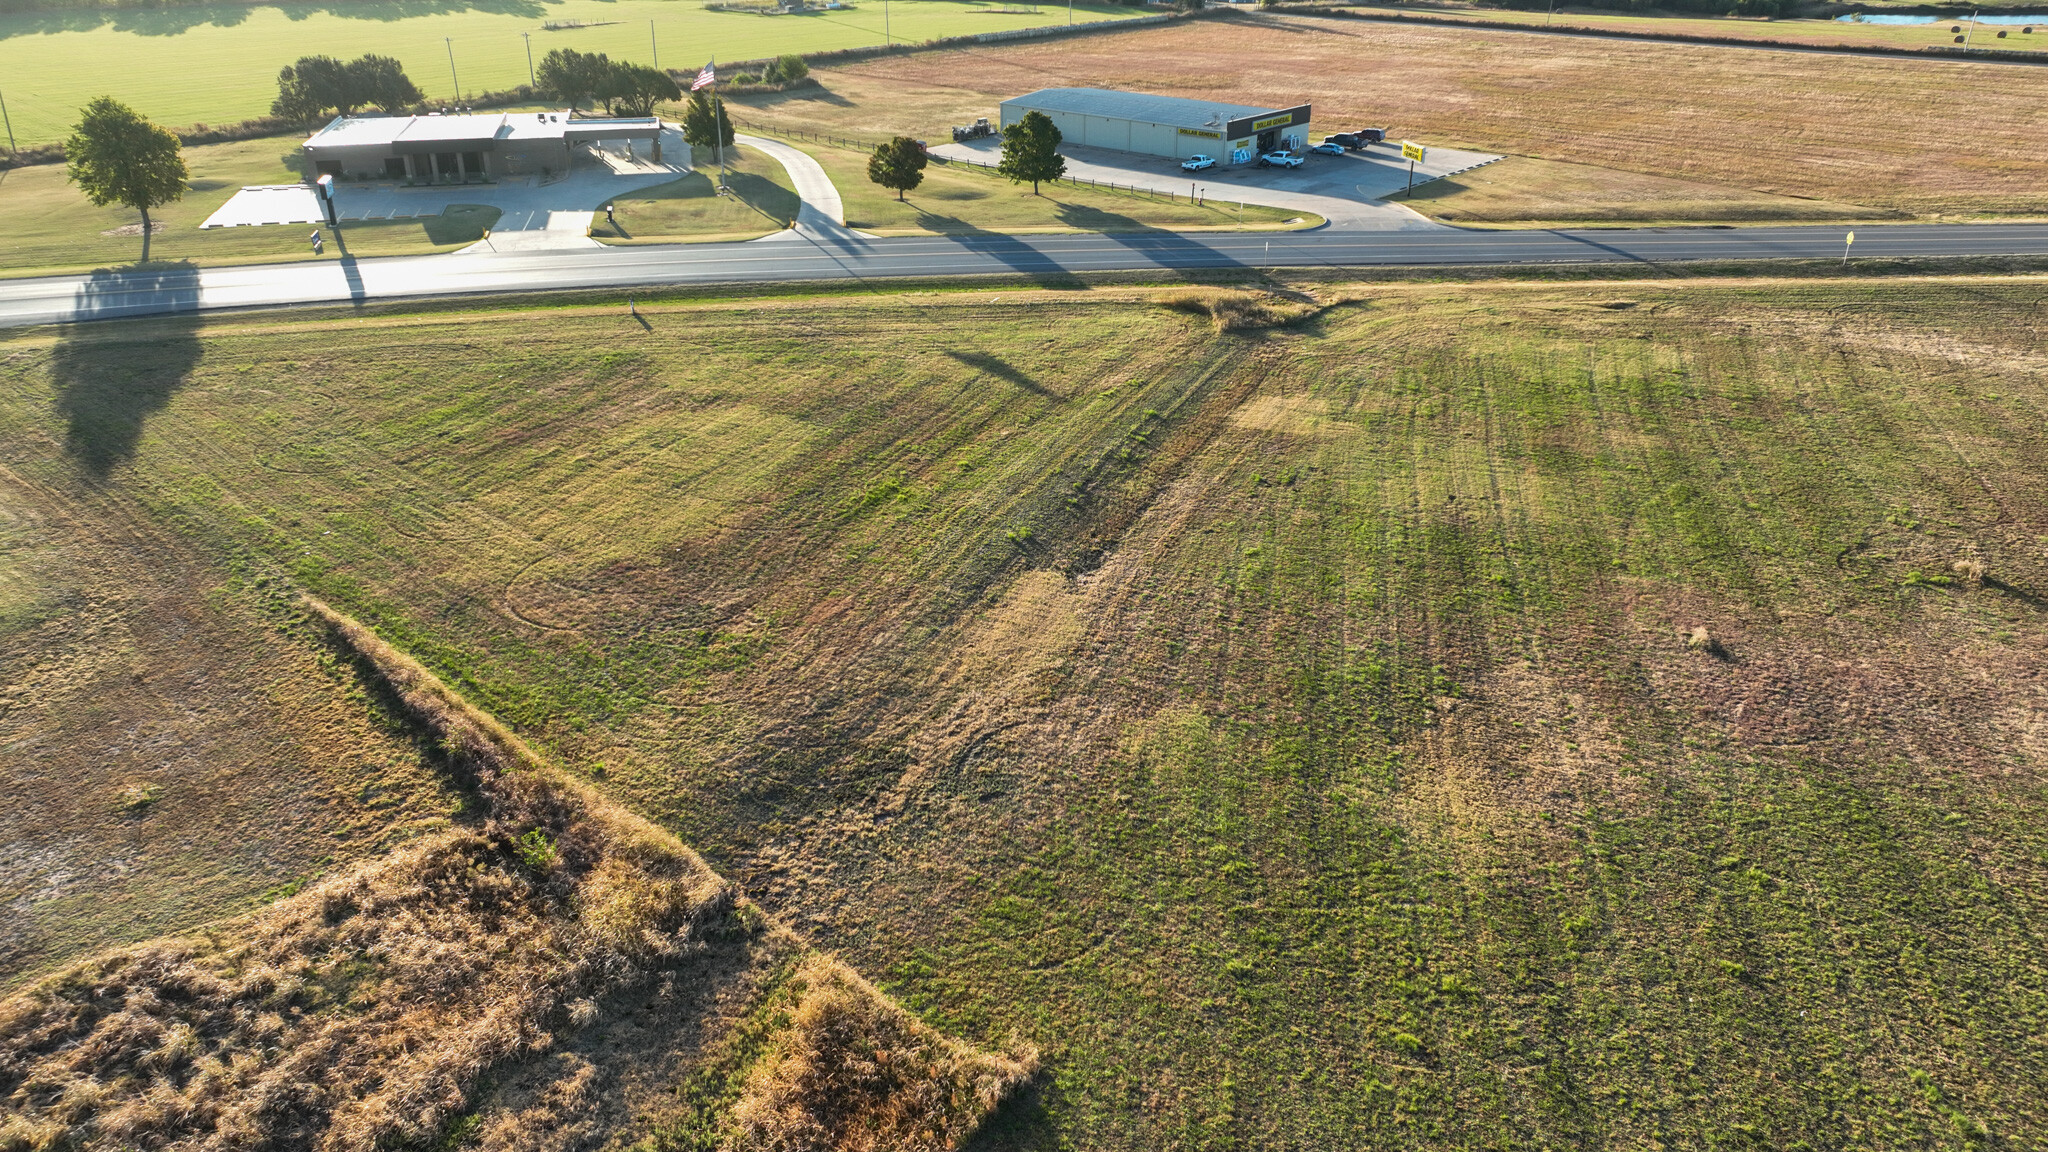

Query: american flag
left=691, top=61, right=715, bottom=91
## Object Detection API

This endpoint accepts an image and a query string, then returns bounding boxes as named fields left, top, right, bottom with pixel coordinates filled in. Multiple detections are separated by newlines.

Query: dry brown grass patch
left=731, top=955, right=1037, bottom=1152
left=1159, top=288, right=1313, bottom=332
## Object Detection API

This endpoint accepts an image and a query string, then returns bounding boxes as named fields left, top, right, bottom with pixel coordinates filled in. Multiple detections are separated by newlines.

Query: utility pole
left=1963, top=8, right=1979, bottom=48
left=1068, top=0, right=1073, bottom=24
left=885, top=0, right=891, bottom=43
left=0, top=87, right=15, bottom=162
left=1546, top=0, right=1555, bottom=24
left=650, top=20, right=659, bottom=69
left=522, top=32, right=535, bottom=88
left=445, top=38, right=460, bottom=102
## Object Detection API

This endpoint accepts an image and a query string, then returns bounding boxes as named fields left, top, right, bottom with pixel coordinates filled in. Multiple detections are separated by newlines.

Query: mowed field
left=0, top=0, right=1144, bottom=146
left=5, top=277, right=2048, bottom=1147
left=1338, top=4, right=2048, bottom=54
left=735, top=12, right=2048, bottom=219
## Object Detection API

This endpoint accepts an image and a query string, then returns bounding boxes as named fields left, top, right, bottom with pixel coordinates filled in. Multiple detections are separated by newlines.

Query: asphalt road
left=6, top=221, right=2048, bottom=328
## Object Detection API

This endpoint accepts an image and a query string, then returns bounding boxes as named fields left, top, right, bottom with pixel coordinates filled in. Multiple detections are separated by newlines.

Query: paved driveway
left=930, top=137, right=1499, bottom=231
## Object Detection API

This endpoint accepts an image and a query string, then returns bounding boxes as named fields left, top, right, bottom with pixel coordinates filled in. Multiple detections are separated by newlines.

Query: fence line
left=735, top=118, right=1226, bottom=205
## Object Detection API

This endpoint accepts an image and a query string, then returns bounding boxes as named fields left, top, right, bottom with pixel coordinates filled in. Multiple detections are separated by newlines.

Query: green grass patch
left=0, top=0, right=1149, bottom=147
left=0, top=135, right=500, bottom=276
left=592, top=144, right=800, bottom=244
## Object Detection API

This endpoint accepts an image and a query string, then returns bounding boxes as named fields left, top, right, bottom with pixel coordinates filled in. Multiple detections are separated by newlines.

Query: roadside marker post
left=1842, top=230, right=1855, bottom=266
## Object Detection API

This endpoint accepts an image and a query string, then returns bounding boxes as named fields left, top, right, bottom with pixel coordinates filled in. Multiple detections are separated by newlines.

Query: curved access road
left=5, top=222, right=2048, bottom=328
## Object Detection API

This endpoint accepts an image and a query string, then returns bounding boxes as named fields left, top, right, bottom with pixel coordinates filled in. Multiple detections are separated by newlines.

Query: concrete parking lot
left=930, top=136, right=1500, bottom=231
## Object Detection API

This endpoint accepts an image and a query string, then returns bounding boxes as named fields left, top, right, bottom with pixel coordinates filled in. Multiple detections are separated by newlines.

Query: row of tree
left=268, top=50, right=803, bottom=124
left=534, top=49, right=680, bottom=117
left=272, top=55, right=424, bottom=122
left=864, top=110, right=1065, bottom=201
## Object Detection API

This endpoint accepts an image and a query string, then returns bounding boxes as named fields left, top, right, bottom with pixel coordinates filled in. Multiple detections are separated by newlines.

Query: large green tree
left=867, top=136, right=927, bottom=201
left=537, top=49, right=613, bottom=112
left=598, top=64, right=680, bottom=118
left=272, top=54, right=422, bottom=123
left=998, top=109, right=1064, bottom=195
left=681, top=90, right=735, bottom=153
left=66, top=97, right=186, bottom=264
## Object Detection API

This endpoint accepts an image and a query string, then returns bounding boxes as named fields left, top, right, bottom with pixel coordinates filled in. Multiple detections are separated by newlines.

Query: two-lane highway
left=6, top=222, right=2048, bottom=328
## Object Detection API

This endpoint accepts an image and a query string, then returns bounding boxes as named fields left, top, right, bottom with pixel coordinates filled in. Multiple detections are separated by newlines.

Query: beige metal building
left=303, top=111, right=669, bottom=183
left=997, top=88, right=1311, bottom=166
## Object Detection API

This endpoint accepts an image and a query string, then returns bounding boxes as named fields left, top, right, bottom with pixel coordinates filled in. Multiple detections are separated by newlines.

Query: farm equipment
left=951, top=118, right=995, bottom=143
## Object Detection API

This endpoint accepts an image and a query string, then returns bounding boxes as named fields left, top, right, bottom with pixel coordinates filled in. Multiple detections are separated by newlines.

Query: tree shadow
left=0, top=0, right=552, bottom=40
left=959, top=1071, right=1058, bottom=1152
left=1051, top=199, right=1174, bottom=234
left=942, top=349, right=1058, bottom=399
left=51, top=264, right=206, bottom=478
left=729, top=82, right=856, bottom=110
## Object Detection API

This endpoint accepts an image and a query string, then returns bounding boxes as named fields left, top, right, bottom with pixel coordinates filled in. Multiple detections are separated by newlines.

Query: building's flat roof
left=308, top=111, right=665, bottom=152
left=1000, top=88, right=1279, bottom=130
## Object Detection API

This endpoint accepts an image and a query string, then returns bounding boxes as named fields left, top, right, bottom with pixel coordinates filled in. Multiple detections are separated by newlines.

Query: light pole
left=445, top=38, right=460, bottom=102
left=0, top=87, right=15, bottom=162
left=885, top=0, right=891, bottom=44
left=650, top=20, right=659, bottom=69
left=1963, top=7, right=1980, bottom=49
left=522, top=32, right=535, bottom=89
left=1067, top=0, right=1072, bottom=25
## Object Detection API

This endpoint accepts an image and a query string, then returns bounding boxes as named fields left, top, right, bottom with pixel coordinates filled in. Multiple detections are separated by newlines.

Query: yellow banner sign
left=1250, top=113, right=1296, bottom=132
left=1401, top=140, right=1426, bottom=163
left=1178, top=128, right=1222, bottom=139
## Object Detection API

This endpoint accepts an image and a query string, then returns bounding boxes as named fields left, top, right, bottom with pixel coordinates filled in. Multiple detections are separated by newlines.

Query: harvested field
left=734, top=11, right=2048, bottom=218
left=4, top=278, right=2048, bottom=1147
left=0, top=593, right=1030, bottom=1152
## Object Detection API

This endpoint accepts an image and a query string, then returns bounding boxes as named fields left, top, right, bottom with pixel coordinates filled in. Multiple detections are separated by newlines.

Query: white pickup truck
left=1181, top=154, right=1217, bottom=171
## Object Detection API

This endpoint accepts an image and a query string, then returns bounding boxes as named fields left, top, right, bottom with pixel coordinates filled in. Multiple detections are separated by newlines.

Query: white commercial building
left=998, top=88, right=1311, bottom=166
left=303, top=110, right=671, bottom=184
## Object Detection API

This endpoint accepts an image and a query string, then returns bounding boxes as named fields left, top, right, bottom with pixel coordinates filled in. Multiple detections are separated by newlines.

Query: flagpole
left=715, top=67, right=727, bottom=190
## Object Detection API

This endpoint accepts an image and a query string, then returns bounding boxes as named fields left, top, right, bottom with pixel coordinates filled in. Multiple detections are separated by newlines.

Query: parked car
left=1181, top=154, right=1216, bottom=171
left=1310, top=141, right=1347, bottom=156
left=1260, top=151, right=1305, bottom=169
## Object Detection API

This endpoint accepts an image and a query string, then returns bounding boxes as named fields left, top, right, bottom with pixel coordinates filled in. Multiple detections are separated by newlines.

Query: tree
left=599, top=64, right=679, bottom=117
left=272, top=55, right=349, bottom=121
left=66, top=97, right=186, bottom=264
left=681, top=90, right=734, bottom=151
left=538, top=48, right=612, bottom=111
left=763, top=54, right=808, bottom=84
left=998, top=109, right=1064, bottom=195
left=867, top=136, right=927, bottom=201
left=272, top=54, right=421, bottom=122
left=348, top=55, right=423, bottom=113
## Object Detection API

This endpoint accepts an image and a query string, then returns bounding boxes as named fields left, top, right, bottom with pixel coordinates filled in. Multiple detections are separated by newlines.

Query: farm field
left=4, top=276, right=2048, bottom=1146
left=0, top=136, right=499, bottom=277
left=1332, top=3, right=2048, bottom=54
left=0, top=0, right=1146, bottom=147
left=733, top=11, right=2048, bottom=220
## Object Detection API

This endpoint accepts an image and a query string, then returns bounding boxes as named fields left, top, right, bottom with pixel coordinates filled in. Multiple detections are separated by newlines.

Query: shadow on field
left=0, top=0, right=546, bottom=40
left=943, top=349, right=1057, bottom=398
left=51, top=270, right=204, bottom=476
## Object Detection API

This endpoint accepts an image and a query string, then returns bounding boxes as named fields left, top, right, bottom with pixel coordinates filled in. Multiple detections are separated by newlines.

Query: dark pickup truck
left=1324, top=129, right=1388, bottom=150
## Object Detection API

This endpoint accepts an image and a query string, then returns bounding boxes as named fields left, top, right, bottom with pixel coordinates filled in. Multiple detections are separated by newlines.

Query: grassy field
left=5, top=275, right=2048, bottom=1146
left=771, top=133, right=1317, bottom=234
left=1395, top=155, right=1905, bottom=227
left=733, top=11, right=2048, bottom=221
left=0, top=135, right=499, bottom=276
left=1336, top=3, right=2048, bottom=53
left=595, top=142, right=802, bottom=244
left=0, top=0, right=1147, bottom=148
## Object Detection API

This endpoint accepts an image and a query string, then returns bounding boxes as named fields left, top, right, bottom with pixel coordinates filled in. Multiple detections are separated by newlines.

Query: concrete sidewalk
left=930, top=136, right=1500, bottom=231
left=735, top=133, right=878, bottom=247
